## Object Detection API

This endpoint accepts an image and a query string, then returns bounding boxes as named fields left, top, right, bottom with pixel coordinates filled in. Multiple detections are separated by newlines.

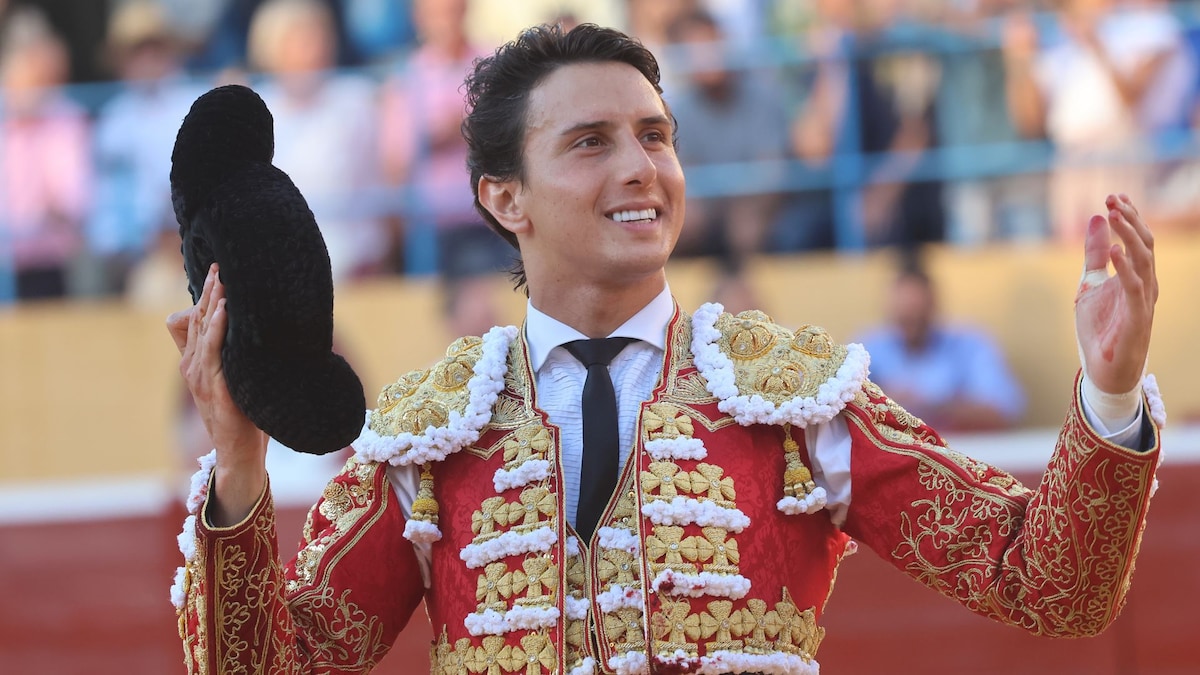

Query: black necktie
left=563, top=337, right=636, bottom=543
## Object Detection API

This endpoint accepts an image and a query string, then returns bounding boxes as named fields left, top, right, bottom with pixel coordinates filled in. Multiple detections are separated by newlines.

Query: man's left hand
left=1075, top=194, right=1158, bottom=395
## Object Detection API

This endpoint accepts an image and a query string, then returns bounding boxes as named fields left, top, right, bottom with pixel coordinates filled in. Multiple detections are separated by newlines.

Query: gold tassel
left=782, top=424, right=817, bottom=500
left=411, top=463, right=440, bottom=526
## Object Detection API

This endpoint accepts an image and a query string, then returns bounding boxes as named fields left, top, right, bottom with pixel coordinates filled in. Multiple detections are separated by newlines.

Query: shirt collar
left=525, top=285, right=674, bottom=372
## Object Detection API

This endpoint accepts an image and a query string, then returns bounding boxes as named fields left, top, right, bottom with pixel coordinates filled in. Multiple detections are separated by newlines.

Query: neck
left=528, top=274, right=666, bottom=338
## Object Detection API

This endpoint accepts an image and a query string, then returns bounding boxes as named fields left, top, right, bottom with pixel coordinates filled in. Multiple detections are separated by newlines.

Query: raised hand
left=1074, top=194, right=1158, bottom=395
left=167, top=263, right=268, bottom=526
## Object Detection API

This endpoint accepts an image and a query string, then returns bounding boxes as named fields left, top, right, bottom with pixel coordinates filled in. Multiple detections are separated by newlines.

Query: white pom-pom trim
left=463, top=605, right=560, bottom=636
left=650, top=569, right=751, bottom=599
left=177, top=515, right=197, bottom=560
left=185, top=450, right=218, bottom=515
left=459, top=526, right=557, bottom=569
left=1143, top=373, right=1166, bottom=430
left=645, top=437, right=708, bottom=461
left=565, top=595, right=591, bottom=620
left=565, top=536, right=581, bottom=558
left=173, top=450, right=217, bottom=610
left=653, top=650, right=818, bottom=674
left=691, top=303, right=869, bottom=428
left=596, top=584, right=645, bottom=613
left=169, top=566, right=187, bottom=610
left=609, top=651, right=650, bottom=675
left=403, top=519, right=442, bottom=543
left=597, top=526, right=640, bottom=554
left=777, top=487, right=828, bottom=515
left=493, top=459, right=552, bottom=492
left=641, top=497, right=750, bottom=532
left=355, top=325, right=518, bottom=465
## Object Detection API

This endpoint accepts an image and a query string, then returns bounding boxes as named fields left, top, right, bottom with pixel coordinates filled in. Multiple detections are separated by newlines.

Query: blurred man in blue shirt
left=857, top=262, right=1026, bottom=431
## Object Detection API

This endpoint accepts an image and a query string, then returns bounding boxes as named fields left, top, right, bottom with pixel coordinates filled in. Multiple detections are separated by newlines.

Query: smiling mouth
left=608, top=208, right=658, bottom=223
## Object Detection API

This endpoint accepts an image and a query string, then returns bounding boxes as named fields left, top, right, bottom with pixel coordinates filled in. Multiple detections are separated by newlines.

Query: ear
left=478, top=176, right=529, bottom=236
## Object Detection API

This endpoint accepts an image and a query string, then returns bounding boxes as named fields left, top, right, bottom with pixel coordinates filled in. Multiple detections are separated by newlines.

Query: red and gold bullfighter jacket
left=173, top=304, right=1164, bottom=674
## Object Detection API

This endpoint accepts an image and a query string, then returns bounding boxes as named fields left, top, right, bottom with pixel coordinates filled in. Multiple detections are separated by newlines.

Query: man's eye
left=576, top=137, right=602, bottom=148
left=643, top=131, right=666, bottom=143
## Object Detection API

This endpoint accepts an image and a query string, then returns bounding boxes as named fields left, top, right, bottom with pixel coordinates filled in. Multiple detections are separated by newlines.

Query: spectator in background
left=88, top=0, right=202, bottom=298
left=249, top=0, right=386, bottom=283
left=188, top=0, right=363, bottom=71
left=856, top=260, right=1025, bottom=432
left=790, top=0, right=945, bottom=249
left=782, top=0, right=853, bottom=252
left=625, top=0, right=694, bottom=90
left=854, top=0, right=946, bottom=247
left=0, top=8, right=91, bottom=301
left=379, top=0, right=506, bottom=337
left=665, top=8, right=788, bottom=313
left=931, top=0, right=1051, bottom=245
left=1002, top=0, right=1195, bottom=239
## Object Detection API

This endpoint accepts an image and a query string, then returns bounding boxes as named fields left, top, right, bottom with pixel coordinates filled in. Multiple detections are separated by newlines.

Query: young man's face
left=494, top=61, right=686, bottom=294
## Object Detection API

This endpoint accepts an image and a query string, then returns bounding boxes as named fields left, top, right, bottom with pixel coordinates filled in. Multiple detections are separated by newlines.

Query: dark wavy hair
left=461, top=23, right=674, bottom=292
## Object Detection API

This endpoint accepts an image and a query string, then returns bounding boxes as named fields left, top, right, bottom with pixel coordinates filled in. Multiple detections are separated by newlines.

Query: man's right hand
left=167, top=263, right=268, bottom=527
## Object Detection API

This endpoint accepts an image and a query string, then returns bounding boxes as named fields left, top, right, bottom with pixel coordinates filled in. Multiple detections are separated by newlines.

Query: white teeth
left=609, top=208, right=657, bottom=223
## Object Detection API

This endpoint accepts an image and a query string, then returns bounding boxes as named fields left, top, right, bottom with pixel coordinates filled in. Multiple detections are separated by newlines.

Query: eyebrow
left=559, top=115, right=673, bottom=138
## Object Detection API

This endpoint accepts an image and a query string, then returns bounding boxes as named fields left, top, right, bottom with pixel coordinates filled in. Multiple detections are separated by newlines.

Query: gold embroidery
left=846, top=384, right=1156, bottom=638
left=515, top=557, right=559, bottom=606
left=597, top=548, right=639, bottom=588
left=375, top=370, right=427, bottom=415
left=509, top=486, right=557, bottom=531
left=646, top=525, right=692, bottom=575
left=475, top=562, right=513, bottom=611
left=371, top=338, right=487, bottom=438
left=642, top=403, right=695, bottom=440
left=491, top=393, right=532, bottom=429
left=641, top=462, right=692, bottom=499
left=434, top=628, right=561, bottom=674
left=689, top=463, right=736, bottom=505
left=671, top=371, right=720, bottom=407
left=689, top=600, right=740, bottom=651
left=651, top=599, right=697, bottom=654
left=727, top=314, right=777, bottom=360
left=290, top=458, right=376, bottom=593
left=713, top=311, right=849, bottom=406
left=511, top=632, right=558, bottom=674
left=603, top=607, right=648, bottom=651
left=471, top=496, right=512, bottom=539
left=465, top=635, right=508, bottom=674
left=431, top=337, right=482, bottom=391
left=791, top=325, right=834, bottom=357
left=501, top=426, right=553, bottom=469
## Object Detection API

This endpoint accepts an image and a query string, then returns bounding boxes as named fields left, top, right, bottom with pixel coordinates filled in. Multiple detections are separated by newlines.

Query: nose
left=618, top=133, right=657, bottom=187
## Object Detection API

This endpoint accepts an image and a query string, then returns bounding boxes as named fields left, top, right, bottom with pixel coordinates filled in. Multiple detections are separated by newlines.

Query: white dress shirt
left=383, top=288, right=1145, bottom=584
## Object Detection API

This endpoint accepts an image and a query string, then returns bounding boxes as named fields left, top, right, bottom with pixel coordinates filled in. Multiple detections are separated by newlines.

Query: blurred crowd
left=3, top=0, right=1200, bottom=320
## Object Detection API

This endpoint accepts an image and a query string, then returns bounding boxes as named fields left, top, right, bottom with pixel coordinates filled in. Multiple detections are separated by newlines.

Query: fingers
left=1107, top=194, right=1154, bottom=260
left=198, top=264, right=217, bottom=335
left=1105, top=194, right=1157, bottom=298
left=201, top=288, right=228, bottom=367
left=166, top=309, right=191, bottom=354
left=1082, top=214, right=1111, bottom=273
left=176, top=264, right=223, bottom=379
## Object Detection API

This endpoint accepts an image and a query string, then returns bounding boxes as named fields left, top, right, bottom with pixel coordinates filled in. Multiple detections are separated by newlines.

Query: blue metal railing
left=5, top=9, right=1200, bottom=300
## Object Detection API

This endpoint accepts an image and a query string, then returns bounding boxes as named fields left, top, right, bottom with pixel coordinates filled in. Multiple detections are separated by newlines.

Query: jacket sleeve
left=838, top=372, right=1161, bottom=638
left=176, top=456, right=426, bottom=673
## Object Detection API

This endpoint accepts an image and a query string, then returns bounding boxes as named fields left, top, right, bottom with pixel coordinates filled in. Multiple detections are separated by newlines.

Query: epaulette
left=355, top=326, right=519, bottom=468
left=691, top=304, right=870, bottom=428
